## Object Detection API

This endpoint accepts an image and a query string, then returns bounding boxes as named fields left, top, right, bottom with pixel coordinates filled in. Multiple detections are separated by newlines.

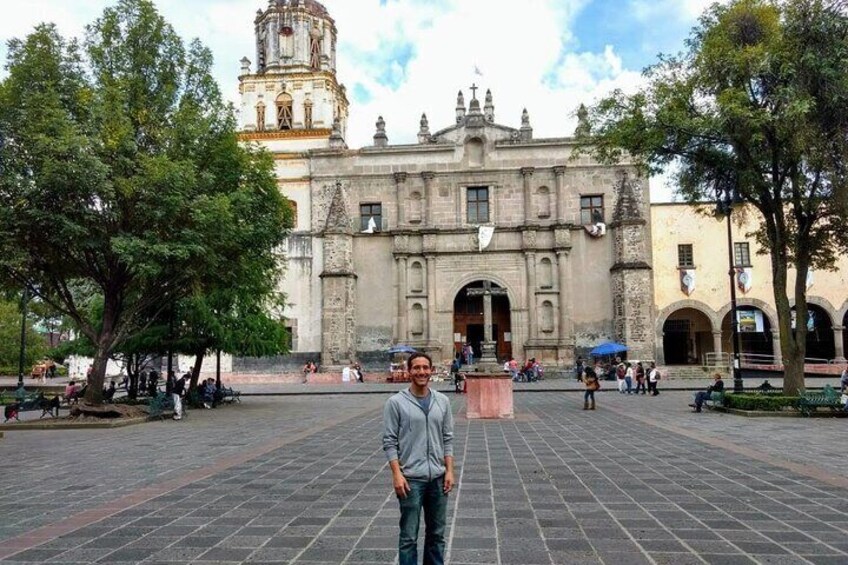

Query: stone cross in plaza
left=465, top=281, right=507, bottom=368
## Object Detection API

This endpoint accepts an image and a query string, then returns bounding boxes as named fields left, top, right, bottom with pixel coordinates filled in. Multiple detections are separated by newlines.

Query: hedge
left=724, top=393, right=798, bottom=412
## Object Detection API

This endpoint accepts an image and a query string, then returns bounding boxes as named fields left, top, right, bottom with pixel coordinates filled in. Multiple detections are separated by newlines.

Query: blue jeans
left=624, top=376, right=632, bottom=393
left=398, top=476, right=447, bottom=565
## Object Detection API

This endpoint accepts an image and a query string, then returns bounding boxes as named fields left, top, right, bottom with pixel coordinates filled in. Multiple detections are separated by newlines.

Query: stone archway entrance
left=721, top=307, right=774, bottom=361
left=791, top=304, right=835, bottom=361
left=662, top=308, right=715, bottom=365
left=453, top=281, right=512, bottom=362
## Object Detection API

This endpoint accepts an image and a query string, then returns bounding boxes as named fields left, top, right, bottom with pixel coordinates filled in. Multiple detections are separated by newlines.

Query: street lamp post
left=716, top=187, right=745, bottom=393
left=17, top=287, right=29, bottom=388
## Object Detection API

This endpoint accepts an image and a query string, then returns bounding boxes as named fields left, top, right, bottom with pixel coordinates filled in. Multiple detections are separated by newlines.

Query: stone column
left=396, top=256, right=408, bottom=341
left=771, top=333, right=783, bottom=365
left=425, top=255, right=436, bottom=341
left=553, top=166, right=566, bottom=223
left=421, top=172, right=434, bottom=227
left=556, top=250, right=572, bottom=344
left=393, top=172, right=407, bottom=228
left=712, top=331, right=723, bottom=359
left=833, top=325, right=846, bottom=361
left=525, top=251, right=537, bottom=340
left=521, top=167, right=535, bottom=223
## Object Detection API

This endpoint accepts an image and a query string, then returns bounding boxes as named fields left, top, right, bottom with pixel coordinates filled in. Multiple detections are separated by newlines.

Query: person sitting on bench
left=103, top=380, right=117, bottom=401
left=690, top=373, right=724, bottom=413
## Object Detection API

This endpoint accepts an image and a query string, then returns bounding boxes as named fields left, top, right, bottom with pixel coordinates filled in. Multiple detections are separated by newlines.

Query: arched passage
left=453, top=280, right=511, bottom=362
left=721, top=306, right=774, bottom=361
left=791, top=304, right=834, bottom=361
left=662, top=308, right=715, bottom=365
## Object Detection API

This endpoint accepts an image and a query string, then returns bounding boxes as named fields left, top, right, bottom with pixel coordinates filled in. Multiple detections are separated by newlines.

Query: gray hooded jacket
left=382, top=388, right=454, bottom=481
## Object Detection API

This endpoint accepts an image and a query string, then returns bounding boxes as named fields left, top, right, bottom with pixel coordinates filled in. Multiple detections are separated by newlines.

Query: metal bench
left=147, top=392, right=175, bottom=419
left=797, top=384, right=843, bottom=417
left=3, top=392, right=61, bottom=422
left=704, top=390, right=725, bottom=409
left=220, top=387, right=241, bottom=404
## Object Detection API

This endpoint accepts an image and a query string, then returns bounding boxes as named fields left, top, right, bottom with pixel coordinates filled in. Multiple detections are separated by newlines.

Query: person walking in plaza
left=172, top=372, right=187, bottom=420
left=582, top=365, right=600, bottom=410
left=624, top=362, right=633, bottom=394
left=634, top=361, right=646, bottom=394
left=382, top=352, right=455, bottom=565
left=690, top=372, right=723, bottom=413
left=616, top=360, right=627, bottom=393
left=648, top=362, right=661, bottom=396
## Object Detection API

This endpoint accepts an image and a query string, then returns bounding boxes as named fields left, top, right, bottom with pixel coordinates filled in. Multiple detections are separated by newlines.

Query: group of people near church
left=342, top=362, right=365, bottom=383
left=577, top=357, right=662, bottom=410
left=504, top=357, right=544, bottom=382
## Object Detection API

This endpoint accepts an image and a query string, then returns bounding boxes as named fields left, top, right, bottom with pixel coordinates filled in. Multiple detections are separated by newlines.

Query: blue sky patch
left=352, top=83, right=373, bottom=104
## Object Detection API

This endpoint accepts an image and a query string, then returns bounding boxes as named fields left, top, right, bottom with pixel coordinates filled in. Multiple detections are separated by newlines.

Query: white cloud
left=0, top=0, right=709, bottom=202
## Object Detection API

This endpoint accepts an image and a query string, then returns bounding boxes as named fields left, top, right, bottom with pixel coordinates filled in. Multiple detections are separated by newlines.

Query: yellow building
left=651, top=203, right=848, bottom=365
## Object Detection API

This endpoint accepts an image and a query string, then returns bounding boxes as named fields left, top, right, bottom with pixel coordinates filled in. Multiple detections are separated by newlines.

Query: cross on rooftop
left=470, top=83, right=478, bottom=100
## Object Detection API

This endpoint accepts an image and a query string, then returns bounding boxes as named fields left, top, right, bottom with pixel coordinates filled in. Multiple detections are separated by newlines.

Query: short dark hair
left=407, top=352, right=432, bottom=371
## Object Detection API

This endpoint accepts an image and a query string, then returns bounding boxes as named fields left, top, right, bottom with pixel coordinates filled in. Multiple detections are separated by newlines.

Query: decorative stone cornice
left=393, top=172, right=408, bottom=183
left=608, top=218, right=648, bottom=229
left=552, top=166, right=566, bottom=175
left=520, top=166, right=535, bottom=177
left=239, top=128, right=331, bottom=141
left=609, top=261, right=652, bottom=272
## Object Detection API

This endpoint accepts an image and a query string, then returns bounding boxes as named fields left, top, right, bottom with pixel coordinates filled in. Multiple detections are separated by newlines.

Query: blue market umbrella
left=590, top=342, right=629, bottom=356
left=387, top=345, right=418, bottom=355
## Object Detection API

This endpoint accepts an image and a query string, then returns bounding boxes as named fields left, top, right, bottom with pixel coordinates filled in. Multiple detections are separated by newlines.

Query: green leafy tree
left=580, top=0, right=848, bottom=394
left=0, top=298, right=47, bottom=375
left=0, top=0, right=291, bottom=405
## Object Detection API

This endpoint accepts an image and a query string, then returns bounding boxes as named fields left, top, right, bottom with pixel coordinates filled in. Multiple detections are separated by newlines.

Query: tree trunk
left=83, top=345, right=108, bottom=405
left=188, top=349, right=206, bottom=393
left=769, top=224, right=807, bottom=396
left=82, top=293, right=120, bottom=406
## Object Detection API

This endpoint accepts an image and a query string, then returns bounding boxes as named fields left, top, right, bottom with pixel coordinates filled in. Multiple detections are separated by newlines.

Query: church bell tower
left=238, top=0, right=349, bottom=143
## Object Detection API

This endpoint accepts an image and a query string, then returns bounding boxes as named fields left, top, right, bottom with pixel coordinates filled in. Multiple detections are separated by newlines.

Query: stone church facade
left=236, top=0, right=655, bottom=371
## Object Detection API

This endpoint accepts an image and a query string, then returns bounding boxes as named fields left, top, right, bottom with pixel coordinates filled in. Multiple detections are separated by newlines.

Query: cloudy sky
left=0, top=0, right=723, bottom=201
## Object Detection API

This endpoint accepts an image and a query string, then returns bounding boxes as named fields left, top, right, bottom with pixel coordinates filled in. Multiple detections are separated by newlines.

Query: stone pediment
left=429, top=121, right=519, bottom=145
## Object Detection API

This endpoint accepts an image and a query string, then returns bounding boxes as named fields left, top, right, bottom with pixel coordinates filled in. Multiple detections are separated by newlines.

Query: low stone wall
left=206, top=372, right=395, bottom=385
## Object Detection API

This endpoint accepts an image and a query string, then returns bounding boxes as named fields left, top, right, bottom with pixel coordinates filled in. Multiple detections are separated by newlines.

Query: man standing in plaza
left=382, top=352, right=455, bottom=565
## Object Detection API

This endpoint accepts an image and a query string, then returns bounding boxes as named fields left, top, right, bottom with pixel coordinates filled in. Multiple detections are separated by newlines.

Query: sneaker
left=688, top=404, right=696, bottom=408
left=173, top=416, right=181, bottom=421
left=203, top=403, right=211, bottom=409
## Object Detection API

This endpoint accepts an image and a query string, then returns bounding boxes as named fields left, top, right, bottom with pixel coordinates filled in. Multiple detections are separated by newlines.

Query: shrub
left=724, top=393, right=798, bottom=411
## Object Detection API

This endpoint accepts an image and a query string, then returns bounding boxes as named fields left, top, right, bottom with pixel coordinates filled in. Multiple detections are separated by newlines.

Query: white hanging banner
left=736, top=267, right=752, bottom=293
left=680, top=269, right=696, bottom=296
left=806, top=269, right=814, bottom=290
left=478, top=226, right=494, bottom=252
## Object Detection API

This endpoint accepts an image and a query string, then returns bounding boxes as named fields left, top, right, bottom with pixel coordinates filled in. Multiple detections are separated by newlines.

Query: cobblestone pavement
left=1, top=390, right=848, bottom=564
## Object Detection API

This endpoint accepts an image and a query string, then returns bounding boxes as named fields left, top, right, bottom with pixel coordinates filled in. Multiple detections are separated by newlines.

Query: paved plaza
left=1, top=387, right=848, bottom=565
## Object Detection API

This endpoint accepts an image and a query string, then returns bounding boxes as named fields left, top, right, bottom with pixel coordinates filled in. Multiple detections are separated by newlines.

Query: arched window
left=409, top=191, right=423, bottom=224
left=276, top=93, right=293, bottom=130
left=410, top=261, right=424, bottom=293
left=256, top=102, right=266, bottom=132
left=539, top=257, right=553, bottom=288
left=309, top=22, right=322, bottom=70
left=410, top=303, right=424, bottom=335
left=541, top=301, right=554, bottom=333
left=537, top=186, right=551, bottom=218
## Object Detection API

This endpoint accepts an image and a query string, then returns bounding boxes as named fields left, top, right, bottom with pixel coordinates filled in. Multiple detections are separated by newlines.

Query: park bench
left=797, top=384, right=843, bottom=417
left=3, top=392, right=60, bottom=422
left=703, top=390, right=726, bottom=410
left=219, top=387, right=241, bottom=404
left=147, top=392, right=175, bottom=419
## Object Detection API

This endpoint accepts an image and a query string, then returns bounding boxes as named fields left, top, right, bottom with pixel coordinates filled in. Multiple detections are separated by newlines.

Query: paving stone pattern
left=1, top=391, right=848, bottom=564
